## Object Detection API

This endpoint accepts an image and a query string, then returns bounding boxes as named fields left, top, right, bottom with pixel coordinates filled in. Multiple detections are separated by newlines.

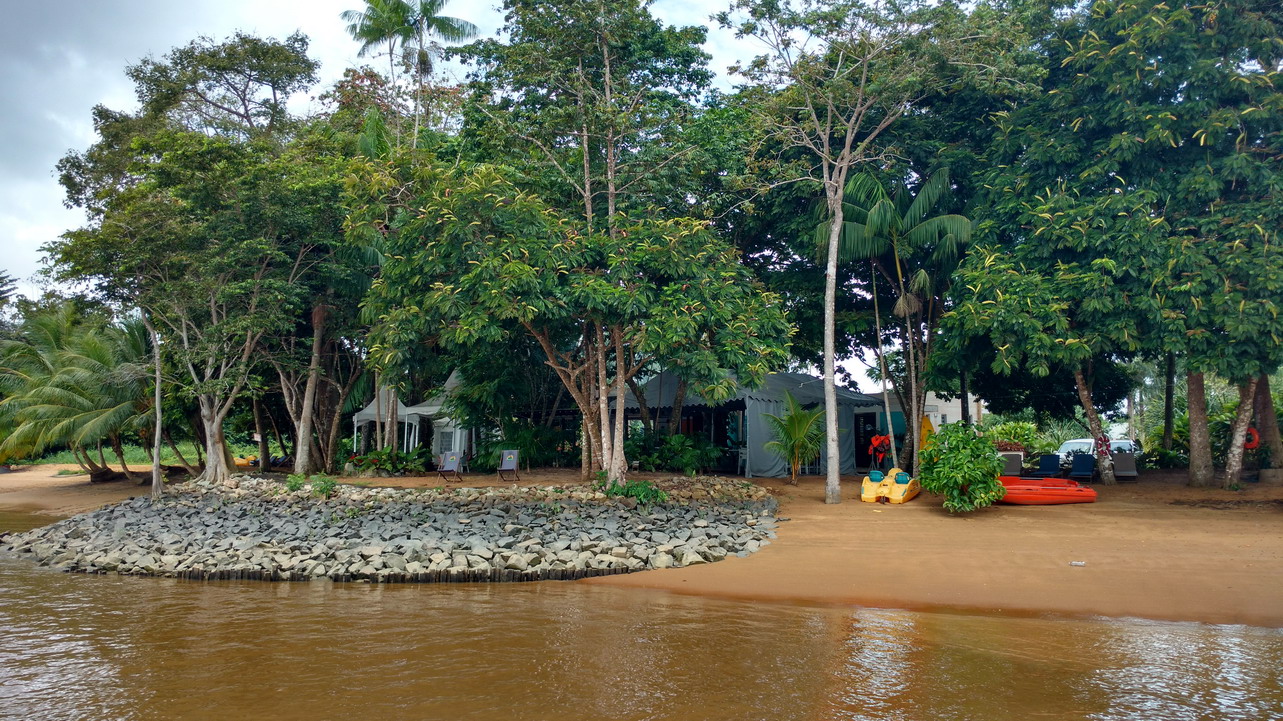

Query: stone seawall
left=0, top=476, right=778, bottom=582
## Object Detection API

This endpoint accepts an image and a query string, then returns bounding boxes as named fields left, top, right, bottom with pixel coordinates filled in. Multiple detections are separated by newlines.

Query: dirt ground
left=4, top=464, right=1282, bottom=626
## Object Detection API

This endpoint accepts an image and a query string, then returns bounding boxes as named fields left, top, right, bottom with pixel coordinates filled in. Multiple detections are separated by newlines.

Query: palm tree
left=763, top=392, right=826, bottom=485
left=0, top=272, right=16, bottom=308
left=0, top=305, right=152, bottom=479
left=405, top=1, right=477, bottom=141
left=342, top=0, right=415, bottom=142
left=341, top=0, right=476, bottom=146
left=816, top=169, right=972, bottom=475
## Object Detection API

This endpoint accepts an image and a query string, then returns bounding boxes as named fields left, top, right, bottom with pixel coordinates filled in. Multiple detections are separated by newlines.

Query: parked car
left=1056, top=438, right=1142, bottom=466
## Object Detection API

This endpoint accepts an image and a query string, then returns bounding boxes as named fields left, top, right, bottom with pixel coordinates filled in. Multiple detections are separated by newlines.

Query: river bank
left=3, top=464, right=1282, bottom=626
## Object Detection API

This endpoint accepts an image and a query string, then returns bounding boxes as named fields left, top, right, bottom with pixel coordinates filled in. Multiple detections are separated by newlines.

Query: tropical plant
left=819, top=169, right=972, bottom=476
left=624, top=431, right=724, bottom=476
left=918, top=422, right=1005, bottom=513
left=763, top=391, right=826, bottom=485
left=0, top=272, right=16, bottom=308
left=593, top=477, right=669, bottom=506
left=310, top=474, right=338, bottom=498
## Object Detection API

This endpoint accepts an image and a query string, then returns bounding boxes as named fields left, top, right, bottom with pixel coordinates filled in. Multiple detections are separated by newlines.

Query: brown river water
left=2, top=511, right=1281, bottom=721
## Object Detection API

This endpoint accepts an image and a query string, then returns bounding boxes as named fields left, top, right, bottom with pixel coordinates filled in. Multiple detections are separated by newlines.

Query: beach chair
left=1000, top=453, right=1023, bottom=476
left=1113, top=452, right=1139, bottom=482
left=1067, top=453, right=1096, bottom=483
left=1029, top=454, right=1061, bottom=478
left=437, top=452, right=462, bottom=482
left=497, top=449, right=520, bottom=482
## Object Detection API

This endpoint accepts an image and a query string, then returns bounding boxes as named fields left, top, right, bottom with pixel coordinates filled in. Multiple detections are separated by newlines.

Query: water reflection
left=828, top=611, right=1283, bottom=721
left=3, top=509, right=1283, bottom=721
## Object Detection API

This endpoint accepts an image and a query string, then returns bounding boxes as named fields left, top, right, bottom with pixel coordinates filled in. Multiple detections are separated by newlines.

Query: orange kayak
left=998, top=476, right=1098, bottom=505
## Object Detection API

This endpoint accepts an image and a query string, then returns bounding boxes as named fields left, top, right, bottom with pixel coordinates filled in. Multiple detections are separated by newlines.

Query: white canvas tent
left=619, top=371, right=883, bottom=478
left=402, top=371, right=469, bottom=455
left=351, top=387, right=411, bottom=448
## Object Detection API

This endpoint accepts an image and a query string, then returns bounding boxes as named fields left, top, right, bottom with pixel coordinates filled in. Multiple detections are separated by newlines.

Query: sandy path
left=589, top=473, right=1283, bottom=627
left=5, top=464, right=1281, bottom=626
left=0, top=465, right=148, bottom=516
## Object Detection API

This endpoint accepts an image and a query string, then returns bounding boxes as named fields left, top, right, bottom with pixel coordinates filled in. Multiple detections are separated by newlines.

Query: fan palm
left=814, top=169, right=972, bottom=475
left=763, top=392, right=826, bottom=485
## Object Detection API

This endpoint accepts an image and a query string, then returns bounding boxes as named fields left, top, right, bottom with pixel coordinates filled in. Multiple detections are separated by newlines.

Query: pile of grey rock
left=0, top=475, right=779, bottom=583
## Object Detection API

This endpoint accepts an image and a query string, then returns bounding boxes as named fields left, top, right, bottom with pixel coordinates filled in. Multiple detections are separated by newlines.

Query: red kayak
left=998, top=476, right=1097, bottom=505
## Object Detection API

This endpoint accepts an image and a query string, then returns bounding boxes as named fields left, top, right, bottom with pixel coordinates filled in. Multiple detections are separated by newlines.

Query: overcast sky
left=0, top=0, right=753, bottom=299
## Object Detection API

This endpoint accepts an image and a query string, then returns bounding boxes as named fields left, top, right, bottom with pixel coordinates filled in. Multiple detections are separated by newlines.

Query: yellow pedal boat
left=860, top=467, right=920, bottom=504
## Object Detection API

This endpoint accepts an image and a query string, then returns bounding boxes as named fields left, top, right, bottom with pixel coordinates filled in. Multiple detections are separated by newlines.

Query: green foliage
left=624, top=431, right=723, bottom=476
left=985, top=421, right=1038, bottom=453
left=471, top=422, right=579, bottom=474
left=918, top=422, right=1005, bottom=513
left=593, top=477, right=669, bottom=506
left=285, top=474, right=307, bottom=492
left=1139, top=448, right=1188, bottom=471
left=762, top=391, right=825, bottom=482
left=310, top=474, right=338, bottom=498
left=350, top=447, right=429, bottom=474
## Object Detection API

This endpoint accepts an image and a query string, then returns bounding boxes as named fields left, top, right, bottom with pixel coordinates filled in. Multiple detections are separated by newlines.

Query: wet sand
left=4, top=464, right=1282, bottom=626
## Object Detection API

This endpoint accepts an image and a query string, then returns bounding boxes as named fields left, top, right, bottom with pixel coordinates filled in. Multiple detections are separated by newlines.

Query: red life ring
left=1244, top=427, right=1260, bottom=450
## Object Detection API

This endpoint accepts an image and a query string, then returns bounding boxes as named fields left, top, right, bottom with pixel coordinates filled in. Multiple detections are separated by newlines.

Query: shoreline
left=4, top=464, right=1282, bottom=627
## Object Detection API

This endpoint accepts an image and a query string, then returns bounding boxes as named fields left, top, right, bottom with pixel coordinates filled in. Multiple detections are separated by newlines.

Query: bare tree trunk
left=110, top=436, right=137, bottom=482
left=1255, top=375, right=1282, bottom=468
left=1188, top=372, right=1214, bottom=486
left=253, top=397, right=271, bottom=474
left=959, top=367, right=971, bottom=425
left=144, top=313, right=164, bottom=500
left=593, top=325, right=614, bottom=480
left=627, top=377, right=652, bottom=433
left=294, top=305, right=327, bottom=475
left=668, top=379, right=687, bottom=435
left=580, top=421, right=592, bottom=482
left=164, top=431, right=200, bottom=477
left=1073, top=369, right=1116, bottom=484
left=1223, top=378, right=1260, bottom=488
left=822, top=201, right=844, bottom=504
left=611, top=330, right=628, bottom=481
left=197, top=396, right=233, bottom=484
left=1162, top=353, right=1176, bottom=450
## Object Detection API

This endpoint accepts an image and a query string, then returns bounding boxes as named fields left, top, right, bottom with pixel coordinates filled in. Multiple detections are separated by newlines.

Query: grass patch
left=54, top=469, right=88, bottom=476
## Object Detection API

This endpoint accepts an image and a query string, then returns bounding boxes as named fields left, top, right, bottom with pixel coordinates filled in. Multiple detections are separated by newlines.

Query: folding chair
left=436, top=452, right=462, bottom=482
left=1113, top=452, right=1139, bottom=482
left=1000, top=453, right=1023, bottom=476
left=497, top=449, right=520, bottom=482
left=1028, top=454, right=1061, bottom=478
left=1067, top=453, right=1096, bottom=483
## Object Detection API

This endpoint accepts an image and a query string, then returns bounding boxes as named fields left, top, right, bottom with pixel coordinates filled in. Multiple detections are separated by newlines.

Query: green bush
left=624, top=431, right=723, bottom=475
left=285, top=474, right=307, bottom=492
left=310, top=474, right=338, bottom=499
left=350, top=447, right=429, bottom=475
left=919, top=422, right=1006, bottom=513
left=594, top=477, right=669, bottom=505
left=985, top=421, right=1038, bottom=453
left=1139, top=447, right=1189, bottom=469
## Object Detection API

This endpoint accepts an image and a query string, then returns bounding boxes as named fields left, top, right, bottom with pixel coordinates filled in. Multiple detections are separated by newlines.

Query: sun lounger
left=1113, top=451, right=1139, bottom=482
left=1028, top=454, right=1061, bottom=478
left=1000, top=453, right=1023, bottom=476
left=1067, top=453, right=1096, bottom=482
left=497, top=449, right=520, bottom=482
left=437, top=452, right=462, bottom=482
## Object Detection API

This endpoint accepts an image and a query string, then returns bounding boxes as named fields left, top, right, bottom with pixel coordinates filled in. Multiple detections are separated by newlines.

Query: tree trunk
left=580, top=421, right=592, bottom=482
left=322, top=368, right=362, bottom=474
left=627, top=377, right=652, bottom=433
left=267, top=411, right=288, bottom=467
left=1187, top=371, right=1214, bottom=486
left=1255, top=375, right=1282, bottom=468
left=1073, top=369, right=1116, bottom=484
left=144, top=313, right=164, bottom=500
left=164, top=431, right=200, bottom=477
left=110, top=436, right=137, bottom=482
left=959, top=367, right=971, bottom=425
left=253, top=397, right=271, bottom=475
left=611, top=330, right=629, bottom=481
left=870, top=267, right=899, bottom=468
left=668, top=379, right=688, bottom=435
left=1162, top=353, right=1176, bottom=450
left=1222, top=378, right=1260, bottom=488
left=822, top=200, right=844, bottom=504
left=198, top=397, right=233, bottom=484
left=294, top=305, right=327, bottom=475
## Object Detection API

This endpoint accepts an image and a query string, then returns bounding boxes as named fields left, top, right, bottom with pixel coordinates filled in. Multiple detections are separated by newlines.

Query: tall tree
left=718, top=0, right=1037, bottom=502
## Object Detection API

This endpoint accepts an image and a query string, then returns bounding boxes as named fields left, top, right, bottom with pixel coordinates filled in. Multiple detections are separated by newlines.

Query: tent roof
left=618, top=370, right=881, bottom=410
left=404, top=370, right=463, bottom=419
left=352, top=387, right=409, bottom=424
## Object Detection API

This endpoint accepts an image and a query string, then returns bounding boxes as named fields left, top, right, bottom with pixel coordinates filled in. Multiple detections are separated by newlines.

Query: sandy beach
left=4, top=464, right=1281, bottom=627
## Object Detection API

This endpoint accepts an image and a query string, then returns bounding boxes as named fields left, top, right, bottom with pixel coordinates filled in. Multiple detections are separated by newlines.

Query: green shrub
left=623, top=431, right=723, bottom=475
left=310, top=474, right=338, bottom=499
left=285, top=474, right=307, bottom=492
left=919, top=422, right=1006, bottom=513
left=350, top=447, right=429, bottom=475
left=1139, top=447, right=1189, bottom=469
left=594, top=477, right=669, bottom=505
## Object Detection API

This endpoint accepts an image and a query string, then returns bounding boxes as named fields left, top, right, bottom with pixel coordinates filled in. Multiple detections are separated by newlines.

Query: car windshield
left=1058, top=442, right=1092, bottom=454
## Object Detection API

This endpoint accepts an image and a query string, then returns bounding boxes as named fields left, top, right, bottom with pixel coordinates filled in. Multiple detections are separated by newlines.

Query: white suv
left=1056, top=438, right=1141, bottom=465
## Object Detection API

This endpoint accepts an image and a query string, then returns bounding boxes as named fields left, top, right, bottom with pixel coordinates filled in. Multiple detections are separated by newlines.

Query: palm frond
left=903, top=168, right=951, bottom=230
